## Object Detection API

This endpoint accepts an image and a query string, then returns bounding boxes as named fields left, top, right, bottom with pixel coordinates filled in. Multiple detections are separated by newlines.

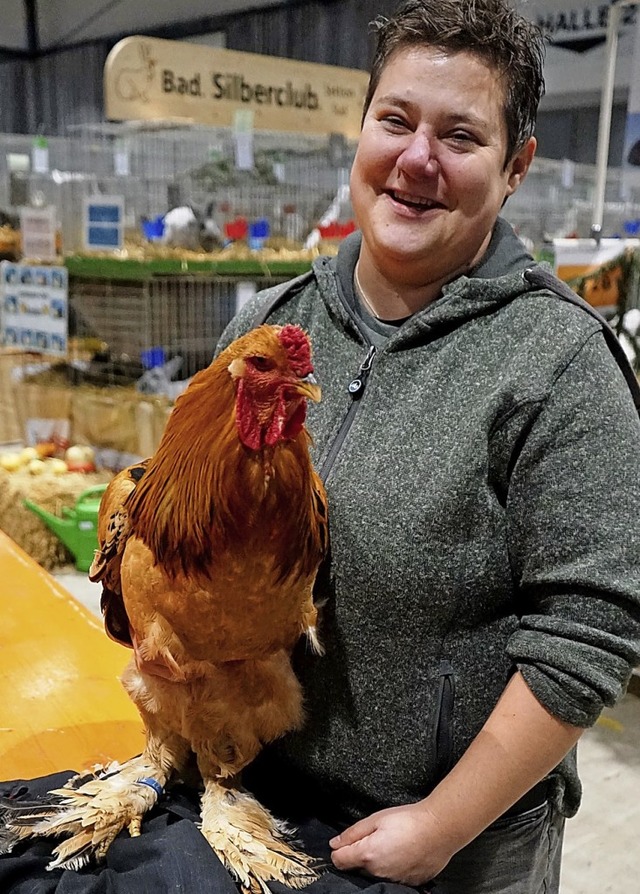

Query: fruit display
left=0, top=444, right=96, bottom=476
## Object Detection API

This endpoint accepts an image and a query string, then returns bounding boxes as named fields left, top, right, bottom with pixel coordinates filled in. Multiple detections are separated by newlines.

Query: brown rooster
left=0, top=324, right=328, bottom=892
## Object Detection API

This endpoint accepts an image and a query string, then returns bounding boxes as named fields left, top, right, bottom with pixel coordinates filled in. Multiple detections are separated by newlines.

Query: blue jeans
left=433, top=802, right=565, bottom=894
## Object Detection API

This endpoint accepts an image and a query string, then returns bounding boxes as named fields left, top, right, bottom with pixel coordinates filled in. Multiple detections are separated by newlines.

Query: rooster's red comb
left=278, top=325, right=313, bottom=377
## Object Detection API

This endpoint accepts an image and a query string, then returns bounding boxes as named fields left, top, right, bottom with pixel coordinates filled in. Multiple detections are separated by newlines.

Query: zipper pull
left=348, top=345, right=376, bottom=398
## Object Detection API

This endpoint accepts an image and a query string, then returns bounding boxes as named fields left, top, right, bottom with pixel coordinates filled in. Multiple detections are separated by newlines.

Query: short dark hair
left=363, top=0, right=546, bottom=165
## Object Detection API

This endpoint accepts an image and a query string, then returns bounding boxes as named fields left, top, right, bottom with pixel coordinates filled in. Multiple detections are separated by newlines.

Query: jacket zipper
left=319, top=344, right=377, bottom=482
left=433, top=659, right=455, bottom=781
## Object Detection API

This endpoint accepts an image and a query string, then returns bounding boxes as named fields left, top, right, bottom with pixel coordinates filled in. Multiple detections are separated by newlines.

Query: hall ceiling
left=2, top=0, right=288, bottom=54
left=4, top=1, right=638, bottom=57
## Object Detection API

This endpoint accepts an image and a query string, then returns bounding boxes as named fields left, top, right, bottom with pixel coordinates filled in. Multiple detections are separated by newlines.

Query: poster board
left=104, top=36, right=369, bottom=139
left=0, top=261, right=68, bottom=355
left=82, top=196, right=125, bottom=252
left=19, top=206, right=57, bottom=261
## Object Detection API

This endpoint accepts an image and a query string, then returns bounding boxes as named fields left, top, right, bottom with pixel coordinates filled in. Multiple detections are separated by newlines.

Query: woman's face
left=350, top=46, right=535, bottom=288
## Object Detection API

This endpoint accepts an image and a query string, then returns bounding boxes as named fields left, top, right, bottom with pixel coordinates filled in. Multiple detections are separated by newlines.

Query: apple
left=0, top=453, right=22, bottom=472
left=48, top=458, right=69, bottom=475
left=65, top=445, right=96, bottom=473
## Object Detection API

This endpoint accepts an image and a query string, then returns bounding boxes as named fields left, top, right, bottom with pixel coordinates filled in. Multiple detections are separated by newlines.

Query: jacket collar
left=312, top=217, right=536, bottom=348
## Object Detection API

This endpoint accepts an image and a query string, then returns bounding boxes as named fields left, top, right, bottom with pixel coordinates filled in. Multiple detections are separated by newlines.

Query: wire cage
left=3, top=126, right=640, bottom=257
left=68, top=273, right=288, bottom=382
left=3, top=126, right=640, bottom=389
left=502, top=157, right=640, bottom=245
left=2, top=127, right=640, bottom=463
left=0, top=124, right=354, bottom=400
left=0, top=123, right=356, bottom=254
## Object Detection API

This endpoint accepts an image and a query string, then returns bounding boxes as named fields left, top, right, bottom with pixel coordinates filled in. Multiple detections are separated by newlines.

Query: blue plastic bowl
left=142, top=216, right=165, bottom=240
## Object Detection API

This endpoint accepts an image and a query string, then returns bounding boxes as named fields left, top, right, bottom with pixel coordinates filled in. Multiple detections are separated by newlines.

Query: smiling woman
left=2, top=2, right=640, bottom=894
left=211, top=3, right=640, bottom=894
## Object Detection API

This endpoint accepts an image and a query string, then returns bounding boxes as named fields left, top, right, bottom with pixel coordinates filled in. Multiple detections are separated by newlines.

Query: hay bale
left=0, top=350, right=29, bottom=444
left=12, top=367, right=173, bottom=459
left=0, top=468, right=112, bottom=570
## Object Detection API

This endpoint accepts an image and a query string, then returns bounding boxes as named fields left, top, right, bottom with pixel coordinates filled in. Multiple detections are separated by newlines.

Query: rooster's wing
left=88, top=459, right=150, bottom=647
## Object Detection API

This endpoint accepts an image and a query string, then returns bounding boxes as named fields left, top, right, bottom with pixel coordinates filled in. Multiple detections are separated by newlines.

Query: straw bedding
left=0, top=468, right=112, bottom=570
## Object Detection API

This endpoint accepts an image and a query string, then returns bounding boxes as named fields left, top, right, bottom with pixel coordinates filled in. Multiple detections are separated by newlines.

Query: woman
left=220, top=1, right=640, bottom=892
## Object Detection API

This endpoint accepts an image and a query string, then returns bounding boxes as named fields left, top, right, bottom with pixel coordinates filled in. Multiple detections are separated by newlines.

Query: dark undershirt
left=334, top=234, right=406, bottom=347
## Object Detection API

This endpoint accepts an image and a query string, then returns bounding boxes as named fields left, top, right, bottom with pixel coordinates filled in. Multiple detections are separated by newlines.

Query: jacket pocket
left=433, top=659, right=455, bottom=782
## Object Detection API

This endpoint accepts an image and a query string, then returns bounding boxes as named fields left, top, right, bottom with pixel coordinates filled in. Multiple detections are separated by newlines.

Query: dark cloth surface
left=0, top=773, right=444, bottom=894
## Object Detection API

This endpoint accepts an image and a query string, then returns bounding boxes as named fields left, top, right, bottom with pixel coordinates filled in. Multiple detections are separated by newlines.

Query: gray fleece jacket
left=216, top=218, right=640, bottom=824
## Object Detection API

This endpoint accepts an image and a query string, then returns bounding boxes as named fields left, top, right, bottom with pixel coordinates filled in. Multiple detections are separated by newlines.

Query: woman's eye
left=448, top=131, right=477, bottom=145
left=381, top=114, right=408, bottom=130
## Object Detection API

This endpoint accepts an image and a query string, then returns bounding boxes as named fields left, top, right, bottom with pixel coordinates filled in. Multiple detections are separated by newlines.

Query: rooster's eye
left=250, top=356, right=273, bottom=371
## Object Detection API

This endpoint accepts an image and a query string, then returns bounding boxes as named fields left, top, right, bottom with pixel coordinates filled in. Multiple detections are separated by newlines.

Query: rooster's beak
left=293, top=373, right=321, bottom=402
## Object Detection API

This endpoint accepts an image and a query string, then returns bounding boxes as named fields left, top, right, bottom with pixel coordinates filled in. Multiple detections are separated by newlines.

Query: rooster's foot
left=0, top=757, right=167, bottom=870
left=200, top=784, right=319, bottom=894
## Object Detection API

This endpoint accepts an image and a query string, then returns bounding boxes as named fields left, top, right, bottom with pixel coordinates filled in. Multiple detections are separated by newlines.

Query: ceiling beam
left=23, top=0, right=39, bottom=56
left=52, top=0, right=125, bottom=50
left=11, top=0, right=327, bottom=59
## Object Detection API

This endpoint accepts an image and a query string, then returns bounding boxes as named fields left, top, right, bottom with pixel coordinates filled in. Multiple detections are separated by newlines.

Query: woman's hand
left=329, top=800, right=457, bottom=885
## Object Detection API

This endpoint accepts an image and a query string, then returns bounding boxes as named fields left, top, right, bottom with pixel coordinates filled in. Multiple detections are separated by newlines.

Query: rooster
left=0, top=324, right=328, bottom=893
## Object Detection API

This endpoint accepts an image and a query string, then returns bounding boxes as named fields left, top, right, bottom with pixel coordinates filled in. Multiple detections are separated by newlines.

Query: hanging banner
left=523, top=2, right=638, bottom=102
left=104, top=36, right=369, bottom=139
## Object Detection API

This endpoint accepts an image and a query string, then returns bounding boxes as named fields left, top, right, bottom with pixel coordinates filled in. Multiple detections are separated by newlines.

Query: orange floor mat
left=0, top=531, right=143, bottom=781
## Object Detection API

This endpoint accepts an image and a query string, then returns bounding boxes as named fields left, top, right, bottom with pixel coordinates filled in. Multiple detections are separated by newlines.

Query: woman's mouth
left=387, top=189, right=445, bottom=211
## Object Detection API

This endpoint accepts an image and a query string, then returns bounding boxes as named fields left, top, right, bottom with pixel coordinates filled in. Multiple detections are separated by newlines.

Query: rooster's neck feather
left=125, top=357, right=312, bottom=577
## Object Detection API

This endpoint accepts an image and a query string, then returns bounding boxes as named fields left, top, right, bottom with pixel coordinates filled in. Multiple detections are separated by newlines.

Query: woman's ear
left=505, top=137, right=537, bottom=198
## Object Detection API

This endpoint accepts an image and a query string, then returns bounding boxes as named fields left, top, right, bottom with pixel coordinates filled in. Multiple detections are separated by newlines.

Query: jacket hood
left=312, top=217, right=536, bottom=350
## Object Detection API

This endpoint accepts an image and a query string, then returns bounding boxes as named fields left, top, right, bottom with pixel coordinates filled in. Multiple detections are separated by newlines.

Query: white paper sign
left=114, top=149, right=130, bottom=176
left=235, top=280, right=257, bottom=314
left=19, top=206, right=58, bottom=260
left=32, top=140, right=49, bottom=174
left=234, top=132, right=254, bottom=171
left=234, top=109, right=255, bottom=171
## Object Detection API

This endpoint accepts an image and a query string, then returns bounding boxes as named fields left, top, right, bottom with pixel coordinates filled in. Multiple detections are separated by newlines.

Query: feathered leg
left=189, top=652, right=318, bottom=893
left=199, top=776, right=317, bottom=894
left=0, top=756, right=165, bottom=868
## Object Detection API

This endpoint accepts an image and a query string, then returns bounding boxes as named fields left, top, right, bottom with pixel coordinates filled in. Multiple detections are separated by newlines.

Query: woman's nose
left=397, top=132, right=439, bottom=178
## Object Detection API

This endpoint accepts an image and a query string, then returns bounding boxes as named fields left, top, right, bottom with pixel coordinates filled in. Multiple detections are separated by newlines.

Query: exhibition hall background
left=0, top=0, right=639, bottom=167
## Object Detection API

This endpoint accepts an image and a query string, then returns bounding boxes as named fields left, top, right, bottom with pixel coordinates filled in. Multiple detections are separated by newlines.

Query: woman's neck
left=354, top=259, right=443, bottom=320
left=354, top=226, right=493, bottom=318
